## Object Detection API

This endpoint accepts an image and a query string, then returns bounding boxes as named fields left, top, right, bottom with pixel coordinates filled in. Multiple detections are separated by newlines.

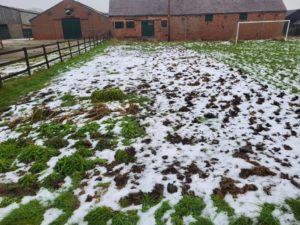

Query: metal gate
left=142, top=21, right=155, bottom=37
left=0, top=24, right=11, bottom=39
left=61, top=18, right=82, bottom=39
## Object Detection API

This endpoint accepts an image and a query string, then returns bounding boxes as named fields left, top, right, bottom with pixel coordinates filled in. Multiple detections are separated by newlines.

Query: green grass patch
left=42, top=172, right=65, bottom=190
left=39, top=122, right=76, bottom=138
left=95, top=136, right=117, bottom=151
left=84, top=207, right=114, bottom=225
left=155, top=201, right=172, bottom=225
left=85, top=206, right=140, bottom=225
left=91, top=88, right=126, bottom=103
left=111, top=211, right=139, bottom=225
left=142, top=194, right=162, bottom=212
left=211, top=195, right=235, bottom=217
left=18, top=144, right=59, bottom=164
left=0, top=41, right=111, bottom=113
left=54, top=154, right=95, bottom=177
left=61, top=93, right=77, bottom=107
left=229, top=216, right=253, bottom=225
left=74, top=122, right=100, bottom=139
left=128, top=95, right=151, bottom=107
left=50, top=191, right=79, bottom=225
left=45, top=136, right=69, bottom=149
left=29, top=161, right=47, bottom=174
left=0, top=200, right=46, bottom=225
left=286, top=198, right=300, bottom=221
left=0, top=196, right=20, bottom=208
left=190, top=217, right=214, bottom=225
left=102, top=117, right=145, bottom=145
left=115, top=150, right=135, bottom=164
left=185, top=40, right=300, bottom=93
left=0, top=139, right=24, bottom=172
left=121, top=117, right=145, bottom=139
left=257, top=203, right=280, bottom=225
left=171, top=195, right=206, bottom=225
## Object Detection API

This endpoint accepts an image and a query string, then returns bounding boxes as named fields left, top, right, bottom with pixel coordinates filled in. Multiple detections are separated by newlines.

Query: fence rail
left=0, top=35, right=108, bottom=87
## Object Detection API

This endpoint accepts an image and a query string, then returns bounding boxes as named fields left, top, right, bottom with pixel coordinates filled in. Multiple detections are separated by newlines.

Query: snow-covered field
left=0, top=44, right=299, bottom=225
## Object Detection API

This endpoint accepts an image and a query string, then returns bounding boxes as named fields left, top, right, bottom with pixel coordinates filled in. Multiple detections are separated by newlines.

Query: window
left=239, top=13, right=248, bottom=21
left=114, top=21, right=124, bottom=29
left=205, top=14, right=214, bottom=22
left=126, top=21, right=135, bottom=28
left=65, top=8, right=74, bottom=16
left=161, top=20, right=168, bottom=28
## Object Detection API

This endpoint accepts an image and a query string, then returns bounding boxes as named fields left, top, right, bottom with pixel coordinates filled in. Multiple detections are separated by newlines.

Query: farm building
left=31, top=0, right=109, bottom=40
left=109, top=0, right=287, bottom=41
left=0, top=5, right=39, bottom=39
left=287, top=10, right=300, bottom=36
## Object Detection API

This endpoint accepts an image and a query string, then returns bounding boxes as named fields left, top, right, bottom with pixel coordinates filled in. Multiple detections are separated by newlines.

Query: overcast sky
left=0, top=0, right=299, bottom=13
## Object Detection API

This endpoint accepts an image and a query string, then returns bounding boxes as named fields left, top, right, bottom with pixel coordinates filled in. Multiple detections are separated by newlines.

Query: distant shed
left=109, top=0, right=287, bottom=41
left=0, top=5, right=38, bottom=39
left=31, top=0, right=109, bottom=40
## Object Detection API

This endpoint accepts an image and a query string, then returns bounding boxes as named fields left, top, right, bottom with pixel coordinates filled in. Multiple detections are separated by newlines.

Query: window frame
left=161, top=20, right=168, bottom=28
left=126, top=21, right=135, bottom=29
left=205, top=14, right=214, bottom=23
left=239, top=12, right=248, bottom=21
left=114, top=21, right=124, bottom=29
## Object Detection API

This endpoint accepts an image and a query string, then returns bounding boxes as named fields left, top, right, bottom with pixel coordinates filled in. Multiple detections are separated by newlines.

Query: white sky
left=0, top=0, right=299, bottom=13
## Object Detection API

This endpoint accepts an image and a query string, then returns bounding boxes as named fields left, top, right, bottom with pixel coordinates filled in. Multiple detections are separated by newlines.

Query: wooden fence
left=0, top=36, right=108, bottom=87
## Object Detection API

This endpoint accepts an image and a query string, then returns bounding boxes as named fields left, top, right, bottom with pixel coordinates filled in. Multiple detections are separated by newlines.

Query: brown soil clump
left=213, top=177, right=257, bottom=198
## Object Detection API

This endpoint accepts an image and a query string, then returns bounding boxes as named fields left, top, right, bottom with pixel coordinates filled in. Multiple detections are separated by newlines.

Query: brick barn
left=31, top=0, right=109, bottom=40
left=109, top=0, right=287, bottom=41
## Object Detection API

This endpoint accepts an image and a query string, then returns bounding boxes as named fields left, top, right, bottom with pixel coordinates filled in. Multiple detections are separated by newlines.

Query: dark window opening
left=205, top=14, right=214, bottom=22
left=114, top=21, right=124, bottom=29
left=161, top=20, right=168, bottom=28
left=126, top=21, right=135, bottom=28
left=239, top=13, right=248, bottom=21
left=23, top=29, right=33, bottom=38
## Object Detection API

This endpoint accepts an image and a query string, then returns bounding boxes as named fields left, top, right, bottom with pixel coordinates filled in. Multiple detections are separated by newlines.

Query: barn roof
left=31, top=0, right=107, bottom=22
left=109, top=0, right=286, bottom=16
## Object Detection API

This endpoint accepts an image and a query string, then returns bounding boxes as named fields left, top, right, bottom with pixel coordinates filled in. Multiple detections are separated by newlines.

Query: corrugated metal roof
left=109, top=0, right=286, bottom=16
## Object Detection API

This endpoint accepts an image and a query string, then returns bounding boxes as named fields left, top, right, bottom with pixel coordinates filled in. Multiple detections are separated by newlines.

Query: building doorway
left=142, top=21, right=154, bottom=37
left=0, top=24, right=11, bottom=39
left=61, top=18, right=82, bottom=39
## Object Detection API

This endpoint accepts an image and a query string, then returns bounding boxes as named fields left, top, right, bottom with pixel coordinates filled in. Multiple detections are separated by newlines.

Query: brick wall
left=110, top=16, right=169, bottom=41
left=32, top=0, right=109, bottom=40
left=110, top=11, right=286, bottom=41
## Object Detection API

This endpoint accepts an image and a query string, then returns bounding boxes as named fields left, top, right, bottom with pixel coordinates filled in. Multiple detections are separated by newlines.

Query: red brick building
left=109, top=0, right=287, bottom=41
left=31, top=0, right=109, bottom=40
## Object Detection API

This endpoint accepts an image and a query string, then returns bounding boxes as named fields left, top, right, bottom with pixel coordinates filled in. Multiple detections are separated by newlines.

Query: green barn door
left=0, top=24, right=11, bottom=39
left=61, top=18, right=82, bottom=39
left=142, top=21, right=155, bottom=37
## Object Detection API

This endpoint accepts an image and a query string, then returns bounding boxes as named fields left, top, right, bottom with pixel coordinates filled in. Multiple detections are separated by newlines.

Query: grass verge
left=0, top=41, right=112, bottom=113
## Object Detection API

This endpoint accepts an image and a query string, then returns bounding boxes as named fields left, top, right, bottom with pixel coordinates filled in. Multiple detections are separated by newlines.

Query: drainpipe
left=168, top=0, right=171, bottom=42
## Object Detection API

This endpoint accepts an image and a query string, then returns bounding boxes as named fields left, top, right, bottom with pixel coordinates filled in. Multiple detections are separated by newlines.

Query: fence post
left=68, top=40, right=73, bottom=58
left=84, top=38, right=87, bottom=53
left=77, top=40, right=81, bottom=54
left=0, top=75, right=3, bottom=88
left=57, top=42, right=63, bottom=62
left=23, top=47, right=31, bottom=76
left=42, top=45, right=50, bottom=69
left=88, top=37, right=91, bottom=50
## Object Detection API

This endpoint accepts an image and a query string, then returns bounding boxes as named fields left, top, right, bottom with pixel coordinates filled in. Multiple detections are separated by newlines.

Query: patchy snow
left=0, top=44, right=299, bottom=224
left=41, top=208, right=64, bottom=225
